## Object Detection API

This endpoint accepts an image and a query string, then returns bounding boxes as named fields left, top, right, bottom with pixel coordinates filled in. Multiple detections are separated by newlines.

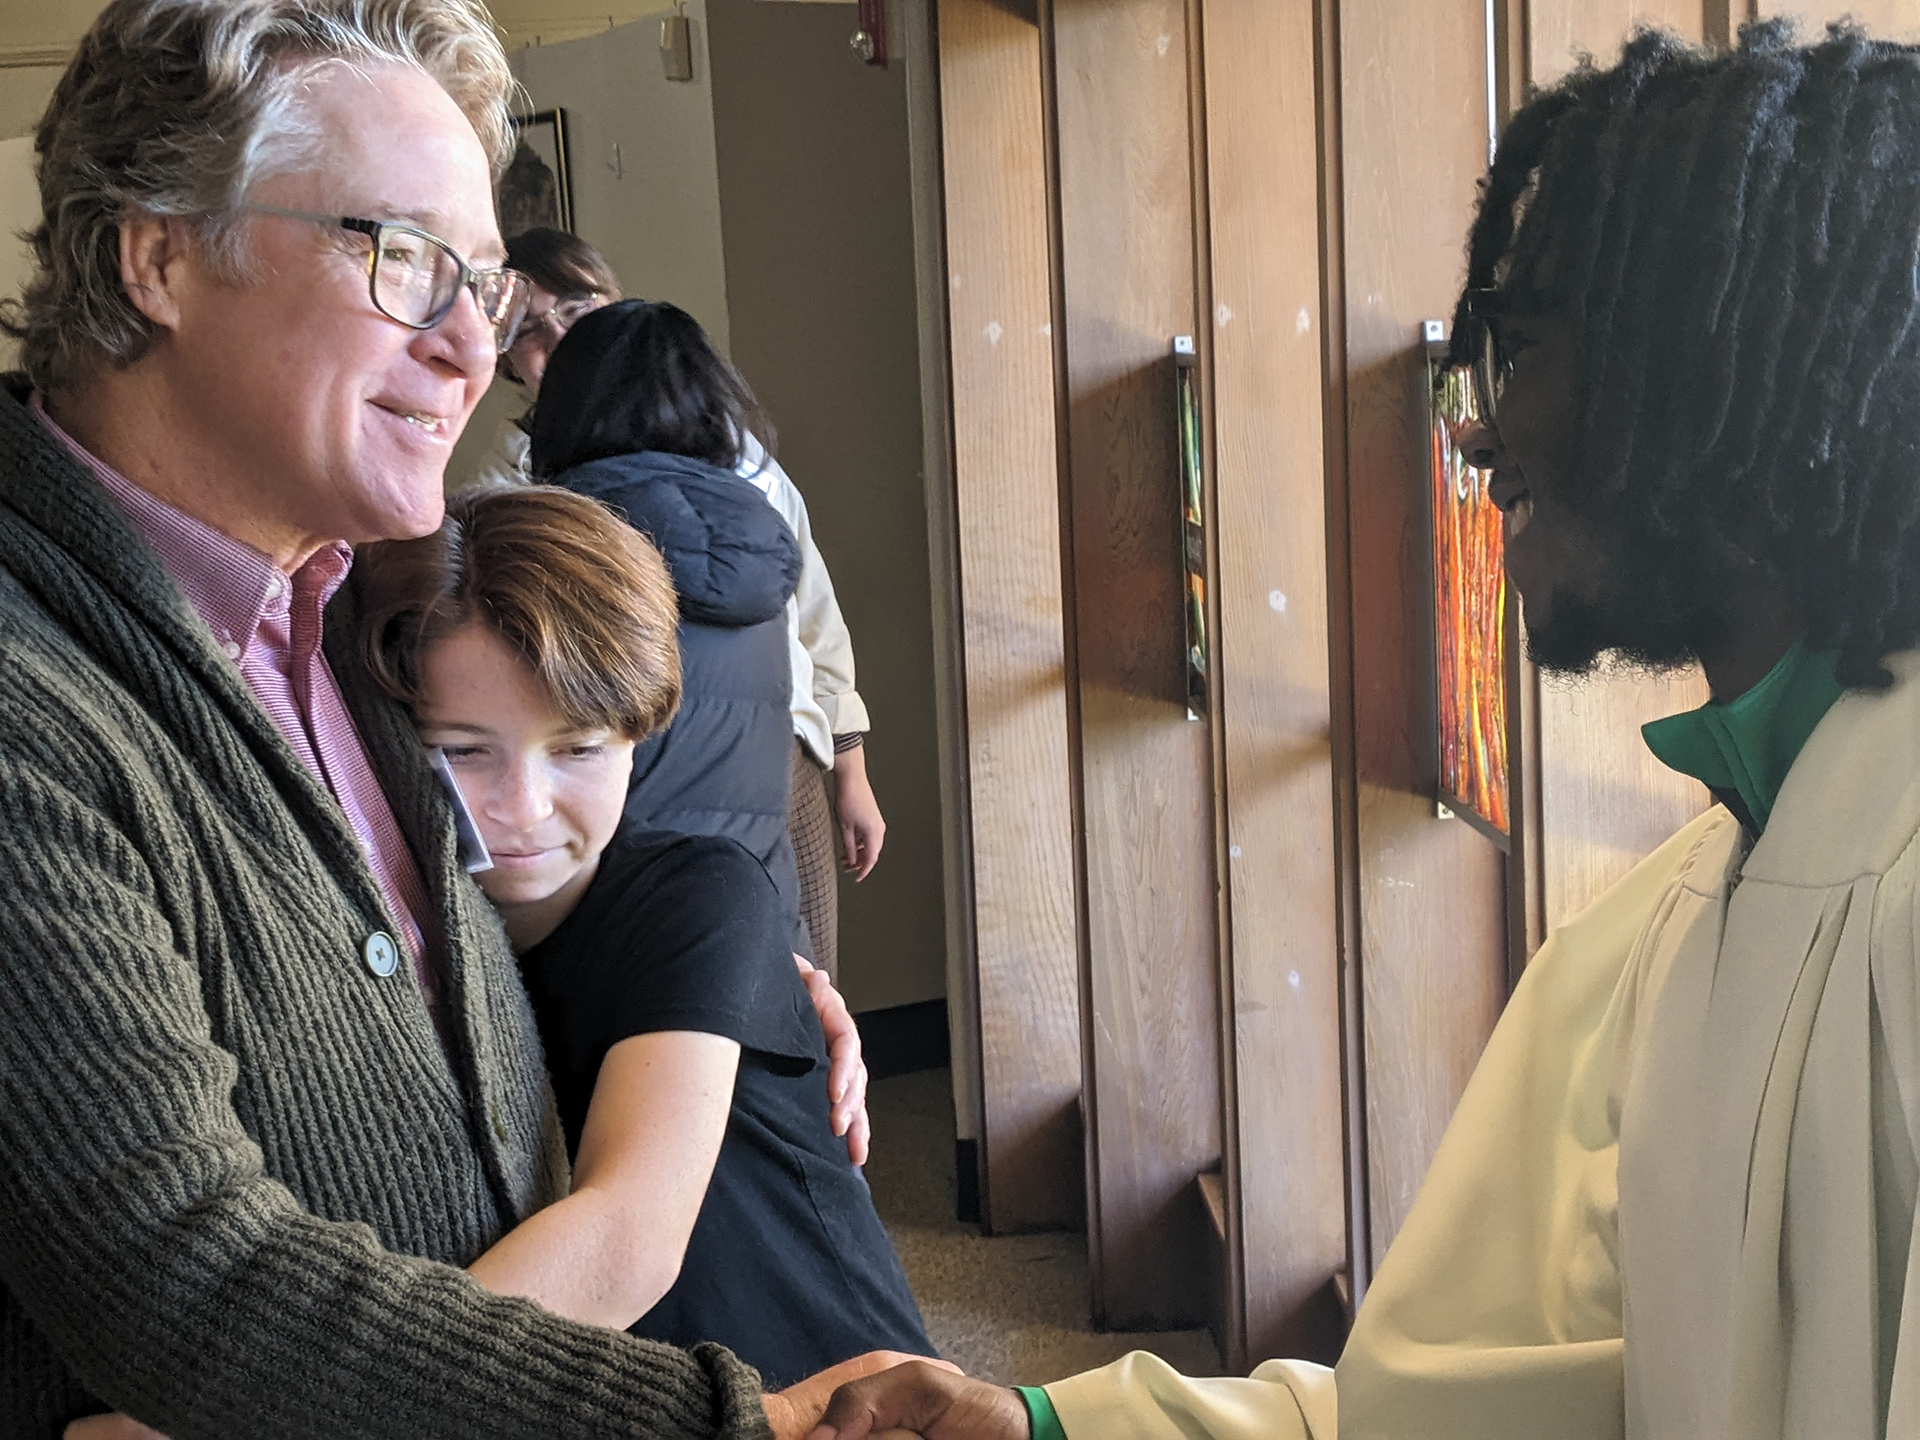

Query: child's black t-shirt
left=516, top=828, right=933, bottom=1387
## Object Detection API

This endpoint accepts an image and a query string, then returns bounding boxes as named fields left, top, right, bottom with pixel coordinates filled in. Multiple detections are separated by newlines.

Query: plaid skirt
left=788, top=739, right=838, bottom=980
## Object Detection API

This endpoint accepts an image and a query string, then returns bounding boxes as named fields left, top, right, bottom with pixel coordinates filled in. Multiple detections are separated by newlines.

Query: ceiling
left=0, top=0, right=862, bottom=66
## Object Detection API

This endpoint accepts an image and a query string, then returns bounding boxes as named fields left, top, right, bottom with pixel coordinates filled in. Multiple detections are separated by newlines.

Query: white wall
left=0, top=66, right=60, bottom=141
left=0, top=135, right=34, bottom=288
left=1, top=133, right=36, bottom=369
left=447, top=10, right=735, bottom=490
left=513, top=10, right=731, bottom=347
left=706, top=0, right=945, bottom=1015
left=0, top=0, right=103, bottom=136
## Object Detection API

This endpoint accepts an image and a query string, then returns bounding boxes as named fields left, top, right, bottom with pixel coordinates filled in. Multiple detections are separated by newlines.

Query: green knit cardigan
left=0, top=382, right=771, bottom=1438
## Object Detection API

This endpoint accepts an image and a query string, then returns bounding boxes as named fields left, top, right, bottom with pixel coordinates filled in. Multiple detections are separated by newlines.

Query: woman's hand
left=764, top=1353, right=964, bottom=1440
left=797, top=954, right=871, bottom=1165
left=64, top=1416, right=167, bottom=1440
left=831, top=745, right=886, bottom=881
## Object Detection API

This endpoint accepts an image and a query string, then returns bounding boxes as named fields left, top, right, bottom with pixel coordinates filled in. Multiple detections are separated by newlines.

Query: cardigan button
left=362, top=931, right=400, bottom=979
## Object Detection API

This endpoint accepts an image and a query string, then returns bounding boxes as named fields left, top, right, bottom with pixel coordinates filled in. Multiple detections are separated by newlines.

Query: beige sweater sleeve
left=1046, top=811, right=1719, bottom=1440
left=1047, top=1352, right=1332, bottom=1439
left=736, top=443, right=868, bottom=753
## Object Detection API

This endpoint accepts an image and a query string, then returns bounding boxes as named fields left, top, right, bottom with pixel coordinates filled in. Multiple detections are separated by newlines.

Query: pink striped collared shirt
left=31, top=394, right=442, bottom=1022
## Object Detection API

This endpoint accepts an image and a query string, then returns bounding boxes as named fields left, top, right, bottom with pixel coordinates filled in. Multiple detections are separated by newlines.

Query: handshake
left=66, top=1357, right=1037, bottom=1440
left=772, top=1354, right=1037, bottom=1440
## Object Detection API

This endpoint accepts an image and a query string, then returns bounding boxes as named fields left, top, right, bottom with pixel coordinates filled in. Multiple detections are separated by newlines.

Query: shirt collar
left=28, top=392, right=352, bottom=661
left=1642, top=638, right=1846, bottom=834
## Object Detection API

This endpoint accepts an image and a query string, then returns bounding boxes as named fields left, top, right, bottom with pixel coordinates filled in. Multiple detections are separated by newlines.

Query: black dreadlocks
left=1449, top=20, right=1920, bottom=688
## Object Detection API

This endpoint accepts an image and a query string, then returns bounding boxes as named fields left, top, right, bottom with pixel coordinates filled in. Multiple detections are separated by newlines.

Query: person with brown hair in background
left=355, top=485, right=934, bottom=1390
left=473, top=228, right=884, bottom=980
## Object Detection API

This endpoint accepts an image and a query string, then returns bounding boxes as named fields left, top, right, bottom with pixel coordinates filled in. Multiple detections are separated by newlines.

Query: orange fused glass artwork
left=1429, top=362, right=1510, bottom=838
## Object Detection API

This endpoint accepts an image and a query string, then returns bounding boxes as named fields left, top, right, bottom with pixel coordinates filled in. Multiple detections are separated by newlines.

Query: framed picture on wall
left=499, top=109, right=574, bottom=238
left=1423, top=321, right=1511, bottom=849
left=1173, top=335, right=1207, bottom=721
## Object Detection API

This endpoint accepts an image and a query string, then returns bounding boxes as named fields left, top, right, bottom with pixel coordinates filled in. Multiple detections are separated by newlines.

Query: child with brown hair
left=353, top=485, right=932, bottom=1387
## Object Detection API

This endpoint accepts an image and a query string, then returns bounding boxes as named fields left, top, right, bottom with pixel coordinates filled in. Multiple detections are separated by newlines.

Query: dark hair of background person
left=1448, top=19, right=1920, bottom=689
left=354, top=485, right=682, bottom=740
left=528, top=298, right=776, bottom=478
left=503, top=226, right=621, bottom=301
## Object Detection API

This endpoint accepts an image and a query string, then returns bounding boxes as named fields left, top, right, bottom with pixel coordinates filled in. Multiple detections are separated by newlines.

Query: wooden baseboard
left=1197, top=1171, right=1230, bottom=1368
left=955, top=1139, right=981, bottom=1224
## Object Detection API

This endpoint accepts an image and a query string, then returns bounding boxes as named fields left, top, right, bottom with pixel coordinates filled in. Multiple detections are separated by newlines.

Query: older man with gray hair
left=0, top=2, right=900, bottom=1435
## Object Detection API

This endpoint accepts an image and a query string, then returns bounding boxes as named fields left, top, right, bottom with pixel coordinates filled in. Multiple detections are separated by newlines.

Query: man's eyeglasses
left=242, top=204, right=532, bottom=353
left=1459, top=287, right=1512, bottom=424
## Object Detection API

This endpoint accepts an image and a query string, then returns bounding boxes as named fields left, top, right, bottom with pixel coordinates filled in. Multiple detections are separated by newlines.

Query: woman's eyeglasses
left=512, top=295, right=604, bottom=345
left=242, top=204, right=532, bottom=353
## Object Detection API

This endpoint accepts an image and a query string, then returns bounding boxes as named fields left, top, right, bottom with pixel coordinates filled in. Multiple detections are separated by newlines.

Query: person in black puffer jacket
left=530, top=300, right=811, bottom=958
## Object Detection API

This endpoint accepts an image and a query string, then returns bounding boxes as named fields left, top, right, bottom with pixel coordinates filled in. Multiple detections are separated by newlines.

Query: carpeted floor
left=865, top=1067, right=1221, bottom=1387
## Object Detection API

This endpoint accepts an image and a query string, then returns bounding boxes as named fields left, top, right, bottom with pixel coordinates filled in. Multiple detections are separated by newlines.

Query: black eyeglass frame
left=1458, top=286, right=1511, bottom=426
left=240, top=203, right=531, bottom=353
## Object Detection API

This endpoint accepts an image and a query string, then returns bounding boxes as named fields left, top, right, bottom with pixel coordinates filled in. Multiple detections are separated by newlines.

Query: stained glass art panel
left=1427, top=341, right=1510, bottom=846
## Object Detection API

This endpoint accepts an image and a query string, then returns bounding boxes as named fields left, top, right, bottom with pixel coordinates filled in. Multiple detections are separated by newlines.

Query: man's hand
left=831, top=744, right=886, bottom=880
left=797, top=954, right=871, bottom=1165
left=763, top=1352, right=960, bottom=1439
left=808, top=1361, right=1031, bottom=1440
left=64, top=1416, right=167, bottom=1440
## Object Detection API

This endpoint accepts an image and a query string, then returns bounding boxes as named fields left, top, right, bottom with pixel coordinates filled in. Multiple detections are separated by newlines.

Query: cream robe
left=1048, top=654, right=1920, bottom=1439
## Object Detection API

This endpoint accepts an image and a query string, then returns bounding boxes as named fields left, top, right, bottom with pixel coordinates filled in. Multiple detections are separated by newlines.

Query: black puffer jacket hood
left=550, top=447, right=811, bottom=959
left=553, top=450, right=799, bottom=628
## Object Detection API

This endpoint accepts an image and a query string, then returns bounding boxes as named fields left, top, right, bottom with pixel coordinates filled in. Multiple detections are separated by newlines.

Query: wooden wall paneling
left=1495, top=0, right=1529, bottom=115
left=1184, top=0, right=1243, bottom=1371
left=1529, top=0, right=1704, bottom=82
left=1756, top=0, right=1920, bottom=35
left=1198, top=0, right=1350, bottom=1367
left=1487, top=0, right=1540, bottom=982
left=1521, top=0, right=1712, bottom=940
left=934, top=0, right=1085, bottom=1234
left=1510, top=623, right=1547, bottom=977
left=900, top=0, right=986, bottom=1169
left=1339, top=0, right=1510, bottom=1264
left=1538, top=675, right=1709, bottom=926
left=1312, top=0, right=1374, bottom=1314
left=1705, top=0, right=1759, bottom=44
left=1046, top=0, right=1224, bottom=1328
